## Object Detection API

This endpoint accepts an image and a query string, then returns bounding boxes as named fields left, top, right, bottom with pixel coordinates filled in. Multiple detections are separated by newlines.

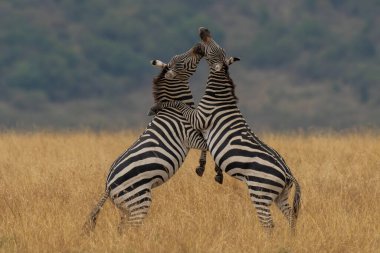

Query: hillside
left=0, top=0, right=379, bottom=130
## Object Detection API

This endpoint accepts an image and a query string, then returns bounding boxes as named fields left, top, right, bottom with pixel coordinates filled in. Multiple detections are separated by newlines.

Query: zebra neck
left=205, top=71, right=238, bottom=103
left=153, top=80, right=195, bottom=106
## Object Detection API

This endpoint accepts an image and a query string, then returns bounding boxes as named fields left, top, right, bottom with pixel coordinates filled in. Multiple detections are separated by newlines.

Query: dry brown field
left=0, top=131, right=379, bottom=253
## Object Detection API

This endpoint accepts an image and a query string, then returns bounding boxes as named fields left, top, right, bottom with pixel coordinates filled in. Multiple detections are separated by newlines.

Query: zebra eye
left=165, top=70, right=176, bottom=79
left=213, top=63, right=223, bottom=71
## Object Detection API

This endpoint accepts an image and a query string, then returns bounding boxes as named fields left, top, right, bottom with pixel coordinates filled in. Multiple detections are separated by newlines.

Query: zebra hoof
left=215, top=174, right=223, bottom=184
left=195, top=167, right=205, bottom=177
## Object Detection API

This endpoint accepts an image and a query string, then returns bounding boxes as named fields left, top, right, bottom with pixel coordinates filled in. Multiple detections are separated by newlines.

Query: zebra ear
left=151, top=60, right=167, bottom=68
left=227, top=57, right=240, bottom=65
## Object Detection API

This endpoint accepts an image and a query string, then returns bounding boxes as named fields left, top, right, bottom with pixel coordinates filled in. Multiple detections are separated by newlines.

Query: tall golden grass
left=0, top=131, right=379, bottom=253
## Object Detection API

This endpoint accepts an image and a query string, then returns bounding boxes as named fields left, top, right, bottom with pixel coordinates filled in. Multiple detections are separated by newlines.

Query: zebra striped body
left=84, top=44, right=213, bottom=233
left=107, top=106, right=207, bottom=228
left=153, top=28, right=301, bottom=232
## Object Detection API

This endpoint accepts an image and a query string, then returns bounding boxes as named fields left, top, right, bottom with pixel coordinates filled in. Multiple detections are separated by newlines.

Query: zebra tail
left=83, top=188, right=110, bottom=234
left=292, top=179, right=301, bottom=220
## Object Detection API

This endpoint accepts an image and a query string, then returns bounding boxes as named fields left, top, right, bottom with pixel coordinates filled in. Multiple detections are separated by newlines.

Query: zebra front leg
left=195, top=150, right=207, bottom=177
left=214, top=165, right=223, bottom=184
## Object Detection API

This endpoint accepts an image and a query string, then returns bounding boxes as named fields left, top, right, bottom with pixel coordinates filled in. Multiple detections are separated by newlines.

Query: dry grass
left=0, top=131, right=379, bottom=253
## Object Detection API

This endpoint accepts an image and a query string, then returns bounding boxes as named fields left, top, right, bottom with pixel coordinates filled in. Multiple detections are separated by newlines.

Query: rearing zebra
left=83, top=43, right=219, bottom=233
left=150, top=27, right=301, bottom=232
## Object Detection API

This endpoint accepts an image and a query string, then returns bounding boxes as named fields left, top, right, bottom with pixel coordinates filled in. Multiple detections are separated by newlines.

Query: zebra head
left=151, top=43, right=204, bottom=80
left=199, top=27, right=240, bottom=71
left=150, top=43, right=205, bottom=105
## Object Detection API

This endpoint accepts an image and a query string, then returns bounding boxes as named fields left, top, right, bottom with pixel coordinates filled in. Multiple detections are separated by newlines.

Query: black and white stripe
left=84, top=44, right=217, bottom=233
left=152, top=28, right=301, bottom=232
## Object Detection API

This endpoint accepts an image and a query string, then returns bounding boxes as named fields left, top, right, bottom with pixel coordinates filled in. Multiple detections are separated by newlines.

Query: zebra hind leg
left=247, top=185, right=275, bottom=232
left=253, top=200, right=275, bottom=233
left=275, top=183, right=297, bottom=234
left=117, top=189, right=152, bottom=234
left=195, top=150, right=207, bottom=177
left=117, top=209, right=129, bottom=235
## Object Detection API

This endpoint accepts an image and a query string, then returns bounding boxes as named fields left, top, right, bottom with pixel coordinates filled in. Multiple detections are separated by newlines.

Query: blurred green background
left=1, top=0, right=379, bottom=131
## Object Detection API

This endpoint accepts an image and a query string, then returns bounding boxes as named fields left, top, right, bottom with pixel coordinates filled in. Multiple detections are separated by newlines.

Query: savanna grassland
left=0, top=131, right=379, bottom=253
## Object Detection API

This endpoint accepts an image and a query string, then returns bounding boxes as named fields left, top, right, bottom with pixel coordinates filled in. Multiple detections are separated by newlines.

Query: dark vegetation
left=0, top=0, right=379, bottom=130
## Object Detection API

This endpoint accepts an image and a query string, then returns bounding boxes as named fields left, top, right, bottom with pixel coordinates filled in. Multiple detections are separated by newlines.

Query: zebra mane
left=152, top=66, right=169, bottom=103
left=223, top=63, right=239, bottom=102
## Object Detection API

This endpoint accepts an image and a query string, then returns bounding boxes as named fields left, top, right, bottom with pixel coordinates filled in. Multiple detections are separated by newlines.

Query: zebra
left=149, top=27, right=301, bottom=233
left=83, top=43, right=220, bottom=233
